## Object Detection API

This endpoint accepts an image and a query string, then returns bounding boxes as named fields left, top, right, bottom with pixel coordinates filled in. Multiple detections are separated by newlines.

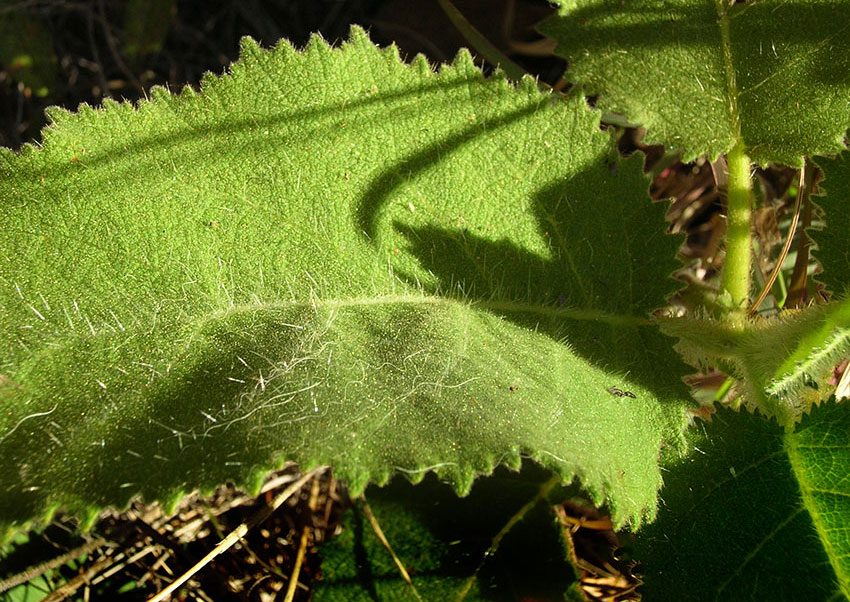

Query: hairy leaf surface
left=639, top=405, right=850, bottom=600
left=540, top=0, right=850, bottom=165
left=0, top=28, right=690, bottom=536
left=659, top=298, right=850, bottom=425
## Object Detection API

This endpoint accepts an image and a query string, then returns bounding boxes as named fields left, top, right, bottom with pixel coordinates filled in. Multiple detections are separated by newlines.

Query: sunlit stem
left=722, top=142, right=753, bottom=313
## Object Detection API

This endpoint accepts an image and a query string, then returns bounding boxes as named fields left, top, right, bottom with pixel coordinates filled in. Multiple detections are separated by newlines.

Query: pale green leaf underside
left=659, top=297, right=850, bottom=426
left=639, top=405, right=849, bottom=600
left=540, top=0, right=850, bottom=165
left=0, top=28, right=690, bottom=535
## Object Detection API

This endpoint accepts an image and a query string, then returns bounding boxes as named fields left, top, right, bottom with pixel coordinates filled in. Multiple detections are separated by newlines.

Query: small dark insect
left=509, top=384, right=519, bottom=392
left=802, top=372, right=819, bottom=390
left=607, top=386, right=636, bottom=398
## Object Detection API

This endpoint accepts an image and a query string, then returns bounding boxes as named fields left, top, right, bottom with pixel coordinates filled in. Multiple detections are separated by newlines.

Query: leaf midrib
left=785, top=433, right=850, bottom=598
left=199, top=295, right=649, bottom=327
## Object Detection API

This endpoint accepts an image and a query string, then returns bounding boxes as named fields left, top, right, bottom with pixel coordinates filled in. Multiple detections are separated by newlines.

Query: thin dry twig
left=136, top=547, right=177, bottom=588
left=361, top=497, right=422, bottom=600
left=0, top=536, right=111, bottom=594
left=96, top=0, right=143, bottom=92
left=785, top=163, right=819, bottom=309
left=749, top=162, right=806, bottom=315
left=283, top=474, right=321, bottom=602
left=40, top=553, right=117, bottom=602
left=91, top=543, right=160, bottom=586
left=146, top=467, right=324, bottom=602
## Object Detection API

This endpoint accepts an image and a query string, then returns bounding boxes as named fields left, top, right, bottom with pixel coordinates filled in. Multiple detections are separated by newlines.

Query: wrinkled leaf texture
left=0, top=28, right=691, bottom=537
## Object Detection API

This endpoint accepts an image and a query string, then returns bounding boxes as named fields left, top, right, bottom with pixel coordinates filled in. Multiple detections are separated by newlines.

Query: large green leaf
left=638, top=404, right=850, bottom=601
left=0, top=28, right=690, bottom=537
left=539, top=0, right=850, bottom=165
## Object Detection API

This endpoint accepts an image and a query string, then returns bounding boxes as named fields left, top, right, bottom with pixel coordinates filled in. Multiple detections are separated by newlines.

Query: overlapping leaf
left=0, top=28, right=690, bottom=538
left=658, top=297, right=850, bottom=425
left=639, top=404, right=850, bottom=600
left=658, top=149, right=850, bottom=425
left=540, top=0, right=850, bottom=165
left=813, top=153, right=850, bottom=296
left=315, top=465, right=576, bottom=602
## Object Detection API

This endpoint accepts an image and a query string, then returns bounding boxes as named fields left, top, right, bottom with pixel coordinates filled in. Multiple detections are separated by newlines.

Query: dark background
left=0, top=0, right=563, bottom=150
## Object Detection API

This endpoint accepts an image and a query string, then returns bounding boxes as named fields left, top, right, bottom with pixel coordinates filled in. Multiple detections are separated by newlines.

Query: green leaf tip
left=0, top=25, right=691, bottom=536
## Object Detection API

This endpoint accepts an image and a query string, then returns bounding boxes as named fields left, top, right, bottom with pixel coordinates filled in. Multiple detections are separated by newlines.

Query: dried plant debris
left=0, top=465, right=347, bottom=601
left=556, top=500, right=641, bottom=602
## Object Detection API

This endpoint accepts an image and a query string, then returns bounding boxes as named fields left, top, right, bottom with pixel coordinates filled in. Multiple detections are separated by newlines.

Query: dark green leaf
left=638, top=404, right=849, bottom=600
left=315, top=464, right=576, bottom=602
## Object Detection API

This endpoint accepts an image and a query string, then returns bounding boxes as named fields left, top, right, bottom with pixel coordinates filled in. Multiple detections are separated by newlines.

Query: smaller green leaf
left=637, top=405, right=847, bottom=601
left=659, top=298, right=850, bottom=426
left=540, top=0, right=850, bottom=165
left=315, top=464, right=577, bottom=602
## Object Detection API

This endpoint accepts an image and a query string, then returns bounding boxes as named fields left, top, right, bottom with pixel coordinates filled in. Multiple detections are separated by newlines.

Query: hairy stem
left=722, top=142, right=753, bottom=311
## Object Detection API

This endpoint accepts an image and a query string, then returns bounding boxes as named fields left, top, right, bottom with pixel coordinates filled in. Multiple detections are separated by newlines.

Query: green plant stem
left=722, top=142, right=753, bottom=312
left=436, top=0, right=527, bottom=82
